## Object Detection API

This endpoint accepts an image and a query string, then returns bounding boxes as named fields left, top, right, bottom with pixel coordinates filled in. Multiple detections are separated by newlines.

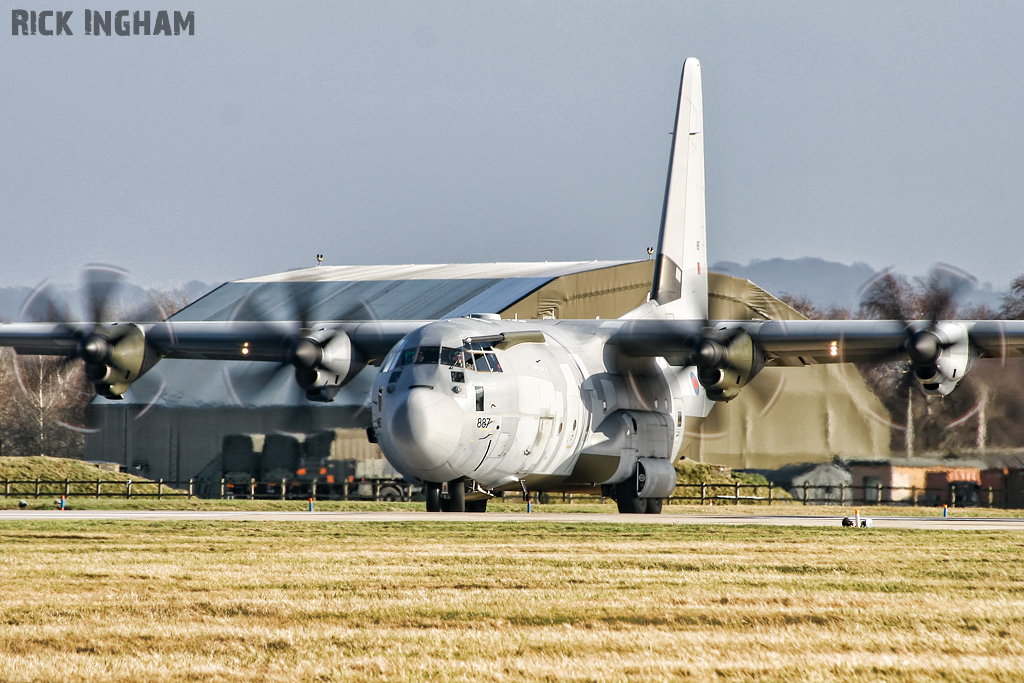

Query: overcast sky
left=2, top=1, right=1022, bottom=296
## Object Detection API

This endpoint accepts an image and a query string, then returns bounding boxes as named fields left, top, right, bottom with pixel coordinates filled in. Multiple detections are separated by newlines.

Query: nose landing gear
left=425, top=482, right=442, bottom=512
left=424, top=478, right=489, bottom=512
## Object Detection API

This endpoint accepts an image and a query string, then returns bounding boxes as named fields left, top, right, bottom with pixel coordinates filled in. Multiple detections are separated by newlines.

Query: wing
left=602, top=318, right=1024, bottom=363
left=598, top=317, right=1024, bottom=399
left=0, top=320, right=427, bottom=399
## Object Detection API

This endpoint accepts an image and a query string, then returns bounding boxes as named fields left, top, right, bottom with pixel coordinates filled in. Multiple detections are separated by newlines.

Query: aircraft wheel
left=448, top=478, right=466, bottom=512
left=615, top=480, right=647, bottom=514
left=466, top=499, right=488, bottom=513
left=425, top=483, right=442, bottom=512
left=644, top=498, right=664, bottom=514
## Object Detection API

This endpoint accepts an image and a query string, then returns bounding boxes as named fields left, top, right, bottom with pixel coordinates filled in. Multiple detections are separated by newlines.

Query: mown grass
left=1, top=521, right=1023, bottom=682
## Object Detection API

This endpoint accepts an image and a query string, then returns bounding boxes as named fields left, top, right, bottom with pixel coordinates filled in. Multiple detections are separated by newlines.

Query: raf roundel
left=690, top=371, right=701, bottom=395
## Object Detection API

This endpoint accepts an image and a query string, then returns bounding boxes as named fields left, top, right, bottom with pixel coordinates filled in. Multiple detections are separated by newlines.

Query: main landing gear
left=614, top=479, right=664, bottom=514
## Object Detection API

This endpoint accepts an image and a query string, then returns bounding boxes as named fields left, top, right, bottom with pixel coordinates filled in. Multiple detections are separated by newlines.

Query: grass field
left=1, top=520, right=1023, bottom=682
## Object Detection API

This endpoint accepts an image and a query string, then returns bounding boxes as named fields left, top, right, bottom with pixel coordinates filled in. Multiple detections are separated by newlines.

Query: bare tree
left=1001, top=275, right=1024, bottom=320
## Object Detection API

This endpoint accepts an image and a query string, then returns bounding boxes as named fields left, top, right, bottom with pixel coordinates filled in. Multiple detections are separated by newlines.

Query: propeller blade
left=21, top=280, right=73, bottom=325
left=83, top=264, right=126, bottom=324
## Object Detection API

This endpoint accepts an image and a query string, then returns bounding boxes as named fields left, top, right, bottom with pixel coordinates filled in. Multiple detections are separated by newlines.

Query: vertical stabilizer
left=649, top=58, right=707, bottom=320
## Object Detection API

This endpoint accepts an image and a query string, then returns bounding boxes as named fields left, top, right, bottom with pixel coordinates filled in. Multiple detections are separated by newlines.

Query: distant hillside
left=0, top=280, right=216, bottom=323
left=712, top=258, right=1006, bottom=312
left=712, top=258, right=877, bottom=309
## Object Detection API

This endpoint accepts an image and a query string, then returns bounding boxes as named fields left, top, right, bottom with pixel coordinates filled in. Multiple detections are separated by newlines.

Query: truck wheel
left=380, top=486, right=402, bottom=502
left=426, top=483, right=441, bottom=512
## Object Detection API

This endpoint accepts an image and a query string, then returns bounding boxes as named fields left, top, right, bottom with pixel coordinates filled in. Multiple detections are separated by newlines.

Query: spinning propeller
left=20, top=265, right=159, bottom=399
left=859, top=264, right=976, bottom=394
left=224, top=283, right=368, bottom=405
left=686, top=321, right=763, bottom=402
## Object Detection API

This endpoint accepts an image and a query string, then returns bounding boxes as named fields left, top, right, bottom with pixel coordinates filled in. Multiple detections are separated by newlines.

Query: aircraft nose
left=385, top=387, right=463, bottom=476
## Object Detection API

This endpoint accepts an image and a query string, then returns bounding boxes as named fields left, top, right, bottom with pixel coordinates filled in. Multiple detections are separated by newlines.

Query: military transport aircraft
left=2, top=59, right=1023, bottom=513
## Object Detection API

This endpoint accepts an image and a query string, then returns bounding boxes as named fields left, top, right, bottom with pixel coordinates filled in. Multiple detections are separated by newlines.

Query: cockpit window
left=415, top=346, right=440, bottom=364
left=440, top=347, right=465, bottom=367
left=395, top=345, right=443, bottom=367
left=381, top=343, right=404, bottom=373
left=470, top=352, right=502, bottom=373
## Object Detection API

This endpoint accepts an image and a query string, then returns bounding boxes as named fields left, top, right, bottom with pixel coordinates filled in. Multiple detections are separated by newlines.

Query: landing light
left=241, top=342, right=250, bottom=356
left=829, top=341, right=839, bottom=358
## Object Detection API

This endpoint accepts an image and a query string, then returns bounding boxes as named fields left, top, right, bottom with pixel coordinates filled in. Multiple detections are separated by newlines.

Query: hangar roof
left=174, top=261, right=634, bottom=322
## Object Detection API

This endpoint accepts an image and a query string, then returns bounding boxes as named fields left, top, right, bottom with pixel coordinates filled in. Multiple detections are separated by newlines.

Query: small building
left=849, top=459, right=984, bottom=506
left=741, top=460, right=853, bottom=505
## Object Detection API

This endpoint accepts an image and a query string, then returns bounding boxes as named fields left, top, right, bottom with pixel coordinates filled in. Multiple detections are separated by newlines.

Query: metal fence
left=2, top=478, right=1015, bottom=508
left=0, top=477, right=416, bottom=502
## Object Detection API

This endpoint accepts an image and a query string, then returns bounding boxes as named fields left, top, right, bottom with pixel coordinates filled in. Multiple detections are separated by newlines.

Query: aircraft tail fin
left=647, top=57, right=708, bottom=320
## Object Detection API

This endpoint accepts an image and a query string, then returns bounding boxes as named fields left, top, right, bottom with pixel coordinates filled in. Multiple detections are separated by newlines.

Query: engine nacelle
left=80, top=323, right=160, bottom=398
left=696, top=329, right=763, bottom=402
left=292, top=329, right=366, bottom=402
left=913, top=322, right=974, bottom=396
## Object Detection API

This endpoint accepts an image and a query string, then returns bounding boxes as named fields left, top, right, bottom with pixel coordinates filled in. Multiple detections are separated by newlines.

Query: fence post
left=877, top=482, right=883, bottom=505
left=249, top=478, right=256, bottom=500
left=35, top=478, right=40, bottom=498
left=311, top=479, right=318, bottom=500
left=768, top=481, right=773, bottom=505
left=95, top=479, right=101, bottom=498
left=911, top=485, right=918, bottom=506
left=158, top=479, right=164, bottom=500
left=189, top=478, right=194, bottom=499
left=342, top=480, right=349, bottom=501
left=3, top=479, right=8, bottom=498
left=988, top=486, right=994, bottom=508
left=803, top=481, right=809, bottom=506
left=700, top=482, right=706, bottom=505
left=64, top=478, right=70, bottom=497
left=126, top=480, right=132, bottom=499
left=840, top=483, right=846, bottom=506
left=372, top=480, right=379, bottom=501
left=280, top=479, right=286, bottom=500
left=951, top=486, right=957, bottom=508
left=220, top=478, right=226, bottom=499
left=734, top=481, right=740, bottom=505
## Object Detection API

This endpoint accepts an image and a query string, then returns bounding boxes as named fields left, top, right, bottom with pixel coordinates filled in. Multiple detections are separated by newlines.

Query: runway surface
left=1, top=509, right=1023, bottom=530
